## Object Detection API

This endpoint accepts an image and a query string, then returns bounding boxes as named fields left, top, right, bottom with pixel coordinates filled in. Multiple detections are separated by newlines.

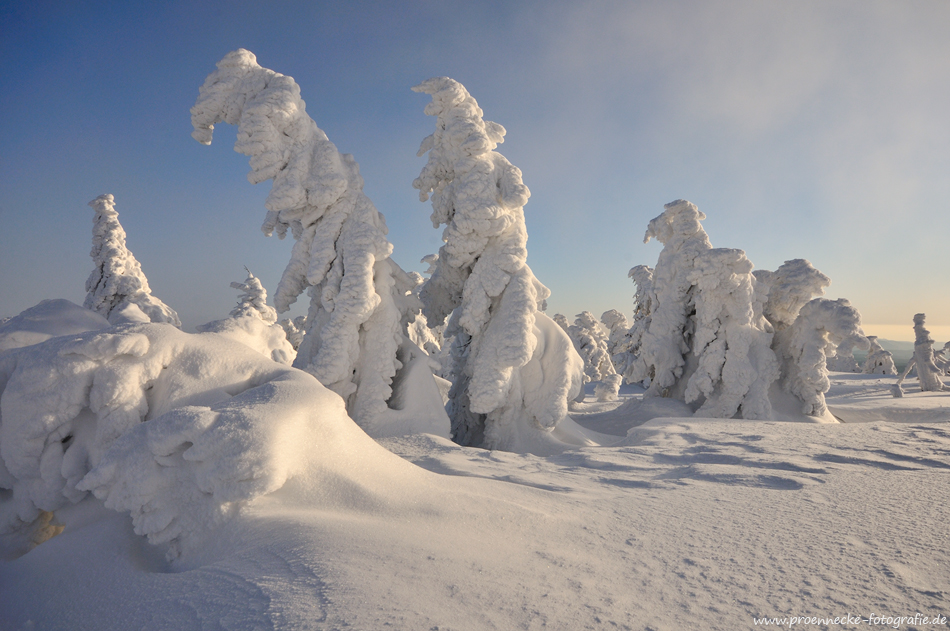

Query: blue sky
left=2, top=0, right=948, bottom=341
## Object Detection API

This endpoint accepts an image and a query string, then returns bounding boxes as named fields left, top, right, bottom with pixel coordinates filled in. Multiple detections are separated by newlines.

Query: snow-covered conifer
left=412, top=77, right=583, bottom=449
left=553, top=314, right=570, bottom=334
left=753, top=259, right=831, bottom=331
left=568, top=312, right=620, bottom=401
left=191, top=50, right=433, bottom=433
left=627, top=200, right=777, bottom=419
left=278, top=315, right=307, bottom=351
left=229, top=268, right=277, bottom=324
left=894, top=313, right=948, bottom=395
left=84, top=194, right=181, bottom=327
left=862, top=336, right=897, bottom=375
left=777, top=298, right=868, bottom=416
left=826, top=338, right=860, bottom=372
left=197, top=269, right=294, bottom=365
left=600, top=310, right=630, bottom=355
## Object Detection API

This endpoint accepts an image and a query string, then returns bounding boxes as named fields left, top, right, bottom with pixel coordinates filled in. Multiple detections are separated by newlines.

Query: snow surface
left=2, top=302, right=949, bottom=630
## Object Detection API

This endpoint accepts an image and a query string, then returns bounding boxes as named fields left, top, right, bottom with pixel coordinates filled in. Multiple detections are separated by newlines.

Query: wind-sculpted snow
left=0, top=299, right=109, bottom=353
left=83, top=194, right=181, bottom=327
left=753, top=259, right=831, bottom=330
left=412, top=77, right=583, bottom=450
left=191, top=50, right=427, bottom=432
left=827, top=337, right=860, bottom=372
left=0, top=323, right=370, bottom=560
left=777, top=298, right=868, bottom=416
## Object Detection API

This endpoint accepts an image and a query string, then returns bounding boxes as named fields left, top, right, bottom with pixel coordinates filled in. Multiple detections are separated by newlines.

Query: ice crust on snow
left=191, top=50, right=439, bottom=436
left=83, top=194, right=181, bottom=327
left=412, top=77, right=583, bottom=450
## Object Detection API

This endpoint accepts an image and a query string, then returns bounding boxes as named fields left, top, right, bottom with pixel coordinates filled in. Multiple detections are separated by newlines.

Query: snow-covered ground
left=2, top=338, right=947, bottom=630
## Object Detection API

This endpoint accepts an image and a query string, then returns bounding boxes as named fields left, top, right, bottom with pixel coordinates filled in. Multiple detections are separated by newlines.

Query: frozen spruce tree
left=894, top=313, right=948, bottom=395
left=627, top=200, right=777, bottom=419
left=228, top=268, right=277, bottom=323
left=84, top=194, right=181, bottom=327
left=412, top=77, right=583, bottom=450
left=569, top=312, right=622, bottom=401
left=826, top=338, right=860, bottom=372
left=777, top=298, right=868, bottom=415
left=191, top=50, right=440, bottom=434
left=600, top=309, right=633, bottom=379
left=197, top=269, right=294, bottom=365
left=862, top=336, right=897, bottom=375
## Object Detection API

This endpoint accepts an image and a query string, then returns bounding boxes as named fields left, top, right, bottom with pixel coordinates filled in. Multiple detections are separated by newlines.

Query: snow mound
left=0, top=323, right=414, bottom=560
left=0, top=299, right=109, bottom=353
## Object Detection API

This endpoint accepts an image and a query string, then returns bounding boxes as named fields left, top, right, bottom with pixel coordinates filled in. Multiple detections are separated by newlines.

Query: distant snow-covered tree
left=412, top=77, right=583, bottom=450
left=278, top=316, right=307, bottom=351
left=197, top=269, right=294, bottom=365
left=191, top=50, right=445, bottom=436
left=894, top=313, right=948, bottom=395
left=569, top=311, right=621, bottom=402
left=229, top=268, right=277, bottom=324
left=826, top=338, right=860, bottom=372
left=84, top=194, right=180, bottom=327
left=862, top=336, right=897, bottom=375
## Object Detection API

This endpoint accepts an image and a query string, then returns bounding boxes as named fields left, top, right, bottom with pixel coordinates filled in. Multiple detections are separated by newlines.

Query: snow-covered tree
left=569, top=311, right=621, bottom=402
left=412, top=77, right=583, bottom=449
left=228, top=268, right=277, bottom=323
left=776, top=298, right=868, bottom=416
left=84, top=194, right=180, bottom=327
left=197, top=269, right=294, bottom=365
left=937, top=341, right=950, bottom=374
left=826, top=338, right=860, bottom=372
left=625, top=200, right=777, bottom=419
left=862, top=336, right=897, bottom=375
left=278, top=315, right=307, bottom=351
left=191, top=50, right=440, bottom=435
left=894, top=313, right=948, bottom=395
left=600, top=310, right=630, bottom=356
left=753, top=259, right=831, bottom=331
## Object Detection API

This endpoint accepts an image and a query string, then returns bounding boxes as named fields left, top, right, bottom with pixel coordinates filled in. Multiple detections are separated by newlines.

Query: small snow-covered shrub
left=84, top=194, right=180, bottom=327
left=196, top=270, right=295, bottom=365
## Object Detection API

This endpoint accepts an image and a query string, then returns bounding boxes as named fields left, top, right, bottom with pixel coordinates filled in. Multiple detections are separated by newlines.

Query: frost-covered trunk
left=412, top=77, right=583, bottom=449
left=84, top=194, right=180, bottom=327
left=826, top=338, right=860, bottom=372
left=191, top=50, right=445, bottom=435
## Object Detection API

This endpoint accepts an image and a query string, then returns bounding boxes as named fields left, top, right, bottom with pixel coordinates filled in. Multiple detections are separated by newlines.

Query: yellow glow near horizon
left=861, top=324, right=950, bottom=344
